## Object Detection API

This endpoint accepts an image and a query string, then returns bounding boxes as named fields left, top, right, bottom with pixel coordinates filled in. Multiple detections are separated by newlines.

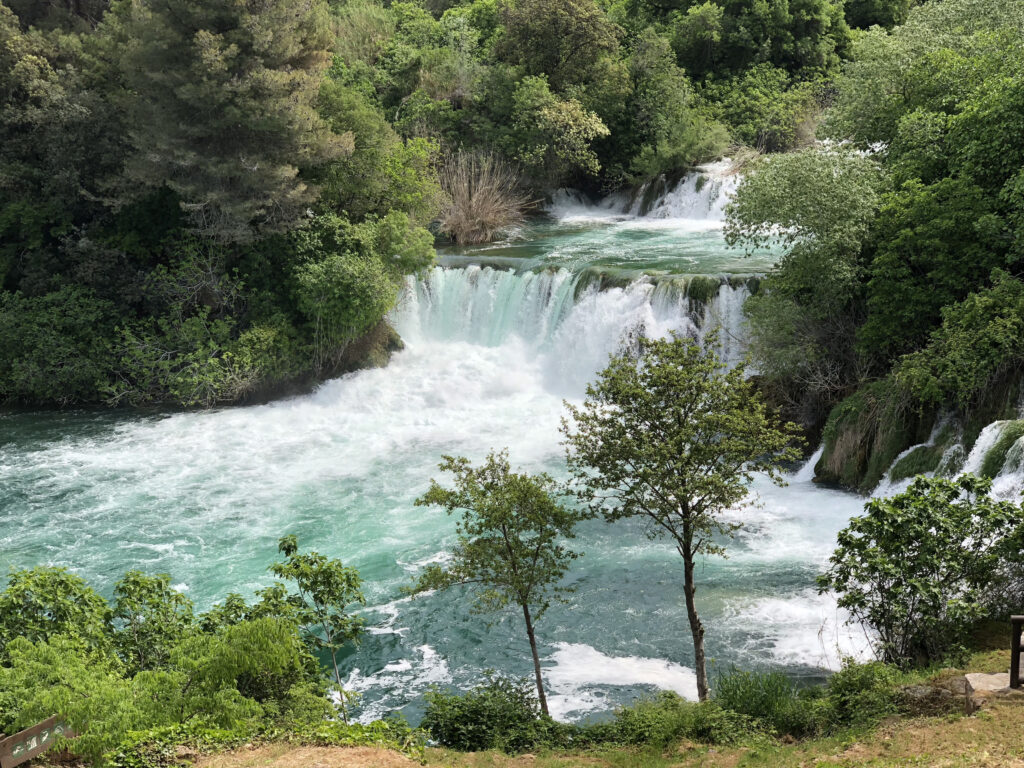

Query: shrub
left=421, top=676, right=563, bottom=753
left=824, top=660, right=899, bottom=727
left=438, top=151, right=531, bottom=245
left=713, top=668, right=822, bottom=738
left=600, top=692, right=761, bottom=748
left=819, top=475, right=1023, bottom=666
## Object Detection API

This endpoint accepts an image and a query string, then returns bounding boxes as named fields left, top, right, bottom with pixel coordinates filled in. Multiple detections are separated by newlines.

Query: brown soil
left=195, top=744, right=418, bottom=768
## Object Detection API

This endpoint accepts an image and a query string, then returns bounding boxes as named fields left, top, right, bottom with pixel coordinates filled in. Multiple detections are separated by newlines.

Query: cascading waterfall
left=392, top=264, right=752, bottom=393
left=873, top=415, right=1024, bottom=500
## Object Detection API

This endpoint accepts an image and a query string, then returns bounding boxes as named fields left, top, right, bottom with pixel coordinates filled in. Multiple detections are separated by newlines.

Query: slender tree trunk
left=681, top=544, right=709, bottom=702
left=522, top=603, right=550, bottom=716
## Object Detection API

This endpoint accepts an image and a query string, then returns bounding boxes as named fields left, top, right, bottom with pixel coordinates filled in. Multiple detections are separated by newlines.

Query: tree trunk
left=522, top=603, right=550, bottom=716
left=682, top=546, right=710, bottom=702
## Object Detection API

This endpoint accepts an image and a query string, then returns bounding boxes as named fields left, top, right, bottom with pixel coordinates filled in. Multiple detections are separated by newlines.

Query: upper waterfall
left=547, top=160, right=739, bottom=226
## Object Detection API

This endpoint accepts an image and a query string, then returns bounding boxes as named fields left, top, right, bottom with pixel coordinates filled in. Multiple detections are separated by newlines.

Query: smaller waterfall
left=548, top=160, right=738, bottom=225
left=871, top=415, right=1024, bottom=501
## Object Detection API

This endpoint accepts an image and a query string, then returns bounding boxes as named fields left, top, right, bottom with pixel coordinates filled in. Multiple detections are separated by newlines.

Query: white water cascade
left=393, top=265, right=753, bottom=392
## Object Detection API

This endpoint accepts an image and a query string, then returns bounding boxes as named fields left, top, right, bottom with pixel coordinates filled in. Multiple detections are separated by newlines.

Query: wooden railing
left=1013, top=615, right=1023, bottom=690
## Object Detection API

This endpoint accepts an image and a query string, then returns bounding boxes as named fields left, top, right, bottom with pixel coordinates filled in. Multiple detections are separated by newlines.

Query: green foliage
left=269, top=535, right=366, bottom=719
left=0, top=540, right=367, bottom=764
left=713, top=668, right=821, bottom=738
left=410, top=451, right=585, bottom=715
left=510, top=75, right=611, bottom=181
left=703, top=65, right=817, bottom=152
left=859, top=177, right=1008, bottom=363
left=819, top=474, right=1024, bottom=666
left=895, top=272, right=1024, bottom=411
left=496, top=0, right=621, bottom=91
left=887, top=444, right=944, bottom=482
left=112, top=571, right=195, bottom=675
left=0, top=287, right=118, bottom=405
left=422, top=676, right=557, bottom=753
left=118, top=0, right=348, bottom=241
left=0, top=567, right=111, bottom=657
left=823, top=660, right=899, bottom=726
left=726, top=146, right=885, bottom=428
left=563, top=333, right=802, bottom=700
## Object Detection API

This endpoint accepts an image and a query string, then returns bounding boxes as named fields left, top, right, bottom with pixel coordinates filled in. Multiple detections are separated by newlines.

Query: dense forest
left=2, top=0, right=1024, bottom=497
left=1, top=0, right=876, bottom=408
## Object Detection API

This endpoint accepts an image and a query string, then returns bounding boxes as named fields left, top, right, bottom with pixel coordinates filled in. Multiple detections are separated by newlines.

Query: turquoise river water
left=0, top=166, right=873, bottom=722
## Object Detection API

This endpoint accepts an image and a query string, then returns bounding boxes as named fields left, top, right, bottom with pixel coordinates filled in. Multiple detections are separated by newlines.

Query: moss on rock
left=979, top=419, right=1024, bottom=479
left=815, top=379, right=935, bottom=493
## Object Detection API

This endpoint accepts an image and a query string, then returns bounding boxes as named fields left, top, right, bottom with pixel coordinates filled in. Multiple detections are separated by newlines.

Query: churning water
left=0, top=165, right=873, bottom=722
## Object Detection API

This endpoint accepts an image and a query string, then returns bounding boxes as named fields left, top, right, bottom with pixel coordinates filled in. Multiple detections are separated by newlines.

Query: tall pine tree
left=120, top=0, right=350, bottom=242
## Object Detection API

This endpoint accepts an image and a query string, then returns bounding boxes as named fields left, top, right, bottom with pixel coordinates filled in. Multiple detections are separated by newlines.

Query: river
left=0, top=163, right=873, bottom=722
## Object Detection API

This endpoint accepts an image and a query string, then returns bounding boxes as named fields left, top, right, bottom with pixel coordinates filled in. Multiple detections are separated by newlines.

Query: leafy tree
left=496, top=0, right=621, bottom=92
left=896, top=271, right=1024, bottom=410
left=725, top=148, right=885, bottom=425
left=269, top=535, right=366, bottom=721
left=0, top=287, right=118, bottom=405
left=118, top=0, right=350, bottom=241
left=562, top=334, right=802, bottom=700
left=843, top=0, right=910, bottom=29
left=0, top=566, right=111, bottom=656
left=509, top=75, right=610, bottom=181
left=819, top=474, right=1024, bottom=666
left=622, top=28, right=728, bottom=178
left=410, top=451, right=585, bottom=716
left=858, top=177, right=1008, bottom=363
left=112, top=571, right=195, bottom=674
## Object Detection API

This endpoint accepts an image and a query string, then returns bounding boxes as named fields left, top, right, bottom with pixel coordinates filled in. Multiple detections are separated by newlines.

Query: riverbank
left=187, top=648, right=1023, bottom=768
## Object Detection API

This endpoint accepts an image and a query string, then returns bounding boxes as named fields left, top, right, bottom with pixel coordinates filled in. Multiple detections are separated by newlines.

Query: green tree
left=119, top=0, right=350, bottom=241
left=111, top=571, right=195, bottom=674
left=724, top=147, right=885, bottom=425
left=496, top=0, right=620, bottom=92
left=858, top=177, right=1008, bottom=363
left=410, top=451, right=585, bottom=716
left=269, top=535, right=366, bottom=721
left=562, top=334, right=802, bottom=701
left=819, top=474, right=1024, bottom=666
left=510, top=75, right=610, bottom=181
left=0, top=566, right=111, bottom=657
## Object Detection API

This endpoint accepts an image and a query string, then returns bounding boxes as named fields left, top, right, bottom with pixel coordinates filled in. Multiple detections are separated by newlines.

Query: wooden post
left=1012, top=615, right=1023, bottom=690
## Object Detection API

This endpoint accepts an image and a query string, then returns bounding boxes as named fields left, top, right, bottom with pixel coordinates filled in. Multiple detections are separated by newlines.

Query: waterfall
left=392, top=265, right=751, bottom=394
left=872, top=416, right=1024, bottom=501
left=548, top=159, right=738, bottom=225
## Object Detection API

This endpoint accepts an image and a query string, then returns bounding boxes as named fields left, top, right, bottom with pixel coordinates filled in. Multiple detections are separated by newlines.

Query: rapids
left=0, top=166, right=874, bottom=722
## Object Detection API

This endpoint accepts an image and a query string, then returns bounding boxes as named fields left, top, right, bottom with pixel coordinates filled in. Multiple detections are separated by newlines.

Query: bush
left=713, top=668, right=822, bottom=738
left=819, top=475, right=1023, bottom=666
left=437, top=151, right=531, bottom=245
left=824, top=660, right=899, bottom=727
left=421, top=676, right=563, bottom=753
left=598, top=692, right=762, bottom=748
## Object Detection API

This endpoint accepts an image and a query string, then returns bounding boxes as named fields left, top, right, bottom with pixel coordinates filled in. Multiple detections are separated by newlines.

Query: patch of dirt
left=195, top=744, right=418, bottom=768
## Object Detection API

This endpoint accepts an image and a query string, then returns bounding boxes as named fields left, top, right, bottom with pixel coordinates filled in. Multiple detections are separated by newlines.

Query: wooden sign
left=0, top=716, right=76, bottom=768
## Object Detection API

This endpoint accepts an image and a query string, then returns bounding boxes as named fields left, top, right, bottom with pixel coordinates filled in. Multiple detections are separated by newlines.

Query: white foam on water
left=724, top=590, right=875, bottom=671
left=346, top=644, right=452, bottom=724
left=544, top=642, right=698, bottom=720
